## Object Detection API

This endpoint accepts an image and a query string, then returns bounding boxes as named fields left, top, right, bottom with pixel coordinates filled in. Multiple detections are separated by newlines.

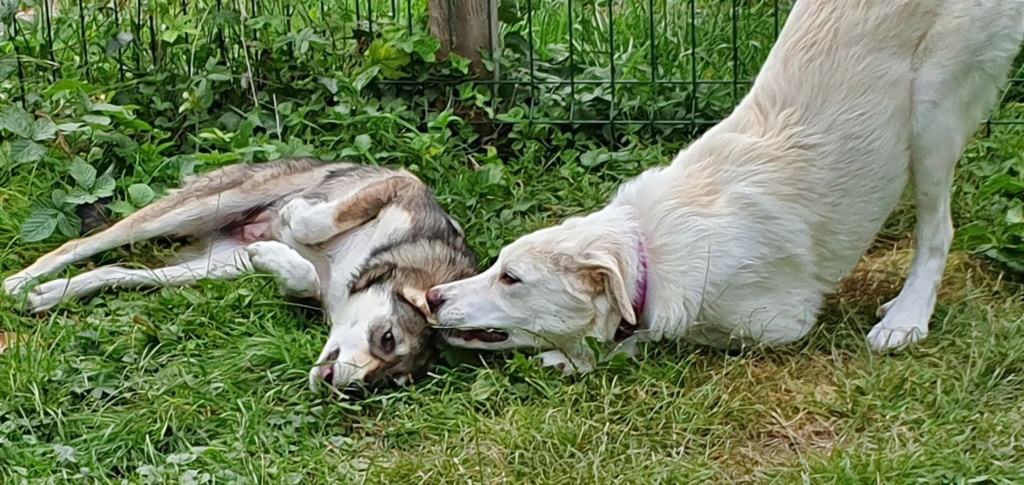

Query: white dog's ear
left=578, top=250, right=635, bottom=325
left=399, top=286, right=435, bottom=322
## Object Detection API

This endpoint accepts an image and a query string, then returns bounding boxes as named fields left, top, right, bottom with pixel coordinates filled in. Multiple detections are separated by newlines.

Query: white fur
left=432, top=0, right=1024, bottom=368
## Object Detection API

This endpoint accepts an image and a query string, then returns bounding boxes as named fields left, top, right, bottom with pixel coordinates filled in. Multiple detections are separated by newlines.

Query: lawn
left=2, top=0, right=1024, bottom=482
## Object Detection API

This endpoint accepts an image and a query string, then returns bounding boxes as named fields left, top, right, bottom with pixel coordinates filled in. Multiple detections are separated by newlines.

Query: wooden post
left=429, top=0, right=499, bottom=78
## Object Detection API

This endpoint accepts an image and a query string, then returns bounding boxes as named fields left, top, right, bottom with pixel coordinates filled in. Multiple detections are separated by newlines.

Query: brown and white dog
left=3, top=158, right=475, bottom=389
left=428, top=0, right=1024, bottom=372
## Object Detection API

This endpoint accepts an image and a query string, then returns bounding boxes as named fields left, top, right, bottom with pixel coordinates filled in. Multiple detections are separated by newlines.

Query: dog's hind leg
left=25, top=239, right=253, bottom=313
left=4, top=186, right=274, bottom=296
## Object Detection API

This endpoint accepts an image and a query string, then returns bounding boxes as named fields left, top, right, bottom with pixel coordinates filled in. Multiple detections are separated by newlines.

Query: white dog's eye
left=499, top=272, right=521, bottom=285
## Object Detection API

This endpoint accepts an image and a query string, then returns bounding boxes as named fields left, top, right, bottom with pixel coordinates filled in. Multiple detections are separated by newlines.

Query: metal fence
left=4, top=0, right=1024, bottom=138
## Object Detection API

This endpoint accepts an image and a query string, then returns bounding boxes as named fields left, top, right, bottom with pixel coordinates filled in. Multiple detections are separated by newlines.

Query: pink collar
left=616, top=236, right=648, bottom=341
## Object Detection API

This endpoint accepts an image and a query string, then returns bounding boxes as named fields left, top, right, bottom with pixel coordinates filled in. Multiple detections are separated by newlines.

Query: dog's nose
left=318, top=348, right=340, bottom=386
left=426, top=289, right=445, bottom=313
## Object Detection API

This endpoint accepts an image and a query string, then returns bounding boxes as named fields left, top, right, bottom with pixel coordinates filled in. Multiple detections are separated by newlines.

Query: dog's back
left=612, top=0, right=1024, bottom=346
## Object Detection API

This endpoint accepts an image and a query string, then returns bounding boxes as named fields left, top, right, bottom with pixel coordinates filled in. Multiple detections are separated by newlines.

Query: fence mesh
left=4, top=0, right=1024, bottom=139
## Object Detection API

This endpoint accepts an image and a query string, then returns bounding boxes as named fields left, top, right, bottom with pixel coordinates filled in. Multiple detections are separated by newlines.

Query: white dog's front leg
left=536, top=350, right=595, bottom=375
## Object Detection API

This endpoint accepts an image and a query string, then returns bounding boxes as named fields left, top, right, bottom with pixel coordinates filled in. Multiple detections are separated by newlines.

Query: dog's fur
left=429, top=0, right=1024, bottom=372
left=3, top=158, right=475, bottom=389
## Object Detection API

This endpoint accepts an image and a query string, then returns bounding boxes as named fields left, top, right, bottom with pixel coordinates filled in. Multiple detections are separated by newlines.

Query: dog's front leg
left=246, top=241, right=320, bottom=299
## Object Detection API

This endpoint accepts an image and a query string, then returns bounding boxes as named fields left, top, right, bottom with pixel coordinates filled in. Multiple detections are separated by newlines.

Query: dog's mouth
left=442, top=328, right=510, bottom=343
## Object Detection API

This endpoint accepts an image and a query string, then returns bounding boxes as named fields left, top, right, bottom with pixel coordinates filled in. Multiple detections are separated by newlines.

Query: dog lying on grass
left=3, top=158, right=475, bottom=390
left=427, top=0, right=1024, bottom=372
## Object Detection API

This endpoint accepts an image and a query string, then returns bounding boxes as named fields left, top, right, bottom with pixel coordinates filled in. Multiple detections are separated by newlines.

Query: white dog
left=426, top=0, right=1024, bottom=372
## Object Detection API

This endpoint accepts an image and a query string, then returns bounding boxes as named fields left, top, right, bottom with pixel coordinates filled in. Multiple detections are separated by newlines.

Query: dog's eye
left=381, top=331, right=395, bottom=353
left=499, top=272, right=521, bottom=285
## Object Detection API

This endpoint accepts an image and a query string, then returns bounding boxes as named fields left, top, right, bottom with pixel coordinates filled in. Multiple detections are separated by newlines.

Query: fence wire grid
left=4, top=0, right=1024, bottom=139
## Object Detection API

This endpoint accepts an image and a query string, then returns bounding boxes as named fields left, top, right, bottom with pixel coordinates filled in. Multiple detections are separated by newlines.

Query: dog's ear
left=578, top=249, right=635, bottom=325
left=398, top=286, right=434, bottom=322
left=351, top=262, right=397, bottom=293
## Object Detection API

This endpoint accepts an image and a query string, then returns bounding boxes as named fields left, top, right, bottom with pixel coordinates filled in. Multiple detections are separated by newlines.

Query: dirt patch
left=834, top=245, right=1007, bottom=310
left=717, top=356, right=846, bottom=481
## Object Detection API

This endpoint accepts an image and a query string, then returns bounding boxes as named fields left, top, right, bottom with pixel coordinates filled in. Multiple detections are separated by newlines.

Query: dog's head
left=308, top=262, right=438, bottom=392
left=428, top=215, right=642, bottom=353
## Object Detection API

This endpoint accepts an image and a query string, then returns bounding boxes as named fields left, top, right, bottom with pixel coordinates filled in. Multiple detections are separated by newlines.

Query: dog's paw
left=867, top=300, right=930, bottom=352
left=536, top=350, right=594, bottom=375
left=278, top=198, right=337, bottom=246
left=247, top=242, right=319, bottom=298
left=3, top=272, right=34, bottom=297
left=25, top=278, right=72, bottom=313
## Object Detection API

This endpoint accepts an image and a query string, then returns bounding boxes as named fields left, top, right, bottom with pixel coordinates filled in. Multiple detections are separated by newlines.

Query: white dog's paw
left=3, top=272, right=34, bottom=296
left=277, top=198, right=336, bottom=246
left=536, top=350, right=594, bottom=375
left=867, top=300, right=930, bottom=352
left=25, top=278, right=73, bottom=313
left=247, top=242, right=319, bottom=298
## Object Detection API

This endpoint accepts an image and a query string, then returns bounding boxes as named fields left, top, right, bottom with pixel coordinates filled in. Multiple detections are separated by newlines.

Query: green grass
left=1, top=126, right=1023, bottom=483
left=2, top=0, right=1024, bottom=482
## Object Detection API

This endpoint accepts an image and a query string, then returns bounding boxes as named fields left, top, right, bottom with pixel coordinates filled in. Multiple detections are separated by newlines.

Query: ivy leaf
left=128, top=184, right=155, bottom=207
left=11, top=140, right=45, bottom=163
left=94, top=176, right=116, bottom=198
left=20, top=210, right=60, bottom=242
left=410, top=36, right=441, bottom=63
left=69, top=159, right=97, bottom=189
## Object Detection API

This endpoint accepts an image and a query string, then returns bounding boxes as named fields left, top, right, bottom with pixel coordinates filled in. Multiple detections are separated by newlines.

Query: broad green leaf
left=318, top=76, right=338, bottom=94
left=354, top=134, right=372, bottom=152
left=57, top=122, right=87, bottom=133
left=105, top=200, right=136, bottom=217
left=0, top=106, right=33, bottom=138
left=91, top=103, right=128, bottom=115
left=52, top=188, right=68, bottom=206
left=128, top=184, right=155, bottom=207
left=11, top=140, right=45, bottom=163
left=53, top=444, right=77, bottom=463
left=56, top=213, right=82, bottom=238
left=1008, top=206, right=1023, bottom=225
left=20, top=211, right=59, bottom=242
left=94, top=176, right=116, bottom=198
left=352, top=66, right=380, bottom=92
left=69, top=159, right=97, bottom=189
left=32, top=119, right=57, bottom=141
left=82, top=114, right=112, bottom=126
left=65, top=187, right=98, bottom=205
